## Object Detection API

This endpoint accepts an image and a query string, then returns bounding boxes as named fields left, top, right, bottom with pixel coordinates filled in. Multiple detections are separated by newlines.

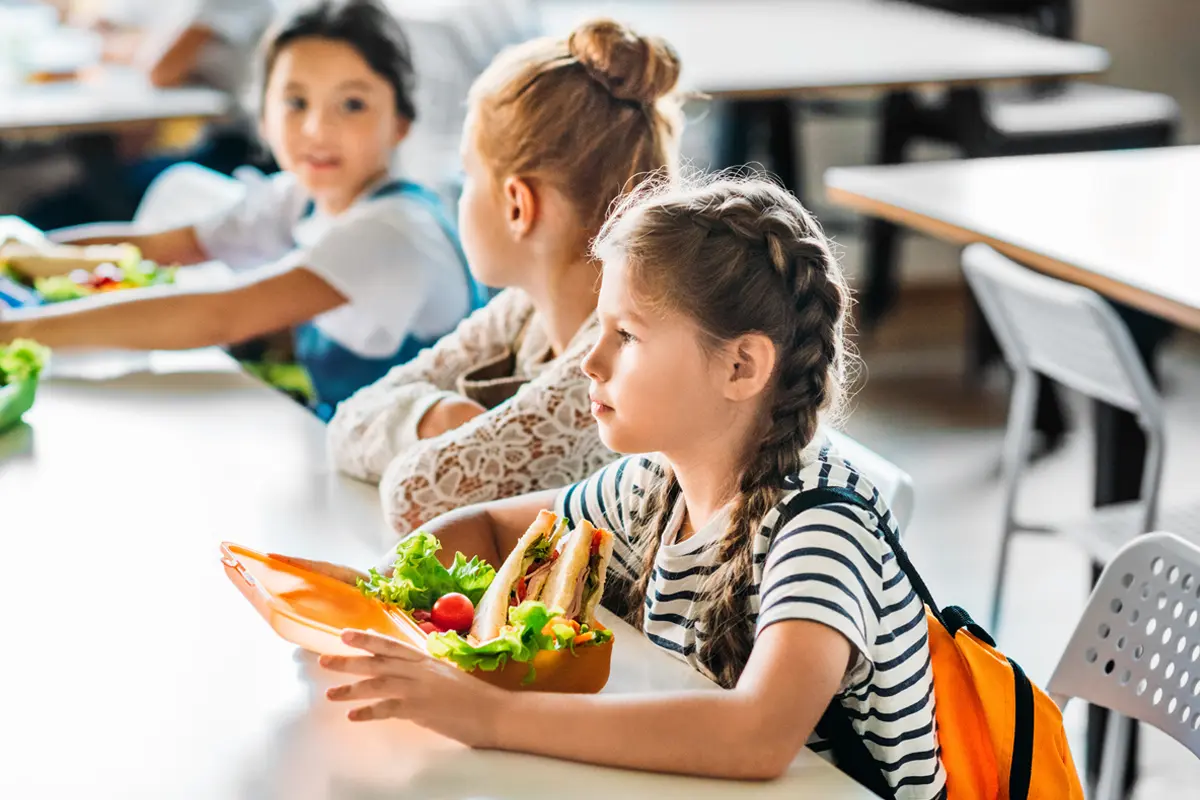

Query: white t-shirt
left=194, top=172, right=470, bottom=358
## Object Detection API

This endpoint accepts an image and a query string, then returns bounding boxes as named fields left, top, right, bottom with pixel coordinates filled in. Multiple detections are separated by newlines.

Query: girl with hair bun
left=329, top=18, right=686, bottom=536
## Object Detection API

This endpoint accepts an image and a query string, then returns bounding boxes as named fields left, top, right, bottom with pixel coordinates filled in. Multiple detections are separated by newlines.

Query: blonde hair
left=467, top=18, right=685, bottom=235
left=594, top=175, right=853, bottom=688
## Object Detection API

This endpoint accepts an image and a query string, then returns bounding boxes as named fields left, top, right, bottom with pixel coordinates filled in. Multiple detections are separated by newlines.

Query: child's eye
left=342, top=97, right=367, bottom=113
left=284, top=96, right=307, bottom=112
left=617, top=328, right=637, bottom=344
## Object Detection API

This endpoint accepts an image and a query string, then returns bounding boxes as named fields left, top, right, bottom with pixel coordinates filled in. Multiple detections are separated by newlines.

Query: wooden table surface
left=826, top=146, right=1200, bottom=331
left=537, top=0, right=1108, bottom=98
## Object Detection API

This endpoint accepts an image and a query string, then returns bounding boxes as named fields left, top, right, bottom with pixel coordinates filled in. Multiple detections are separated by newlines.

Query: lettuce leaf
left=0, top=339, right=49, bottom=385
left=33, top=275, right=90, bottom=303
left=357, top=531, right=495, bottom=610
left=426, top=601, right=606, bottom=681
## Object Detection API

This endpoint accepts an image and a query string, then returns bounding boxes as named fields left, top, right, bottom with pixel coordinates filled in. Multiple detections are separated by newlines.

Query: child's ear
left=392, top=116, right=412, bottom=146
left=723, top=333, right=777, bottom=402
left=502, top=176, right=537, bottom=239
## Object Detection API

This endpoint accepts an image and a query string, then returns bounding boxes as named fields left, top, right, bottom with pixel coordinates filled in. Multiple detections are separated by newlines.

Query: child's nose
left=581, top=341, right=607, bottom=382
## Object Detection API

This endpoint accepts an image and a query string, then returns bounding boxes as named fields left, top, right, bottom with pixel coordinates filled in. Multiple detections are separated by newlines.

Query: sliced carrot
left=574, top=632, right=595, bottom=645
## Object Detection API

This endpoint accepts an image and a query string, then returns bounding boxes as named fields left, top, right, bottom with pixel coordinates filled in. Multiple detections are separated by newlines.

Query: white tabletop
left=0, top=352, right=873, bottom=799
left=825, top=145, right=1200, bottom=331
left=537, top=0, right=1108, bottom=98
left=0, top=70, right=229, bottom=136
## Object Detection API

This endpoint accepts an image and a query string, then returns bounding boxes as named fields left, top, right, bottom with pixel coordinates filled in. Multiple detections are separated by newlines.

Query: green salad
left=0, top=339, right=49, bottom=385
left=357, top=531, right=496, bottom=610
left=427, top=601, right=613, bottom=681
left=33, top=257, right=176, bottom=303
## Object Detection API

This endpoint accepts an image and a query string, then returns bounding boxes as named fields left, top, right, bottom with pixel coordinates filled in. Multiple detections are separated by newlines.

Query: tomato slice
left=590, top=529, right=603, bottom=556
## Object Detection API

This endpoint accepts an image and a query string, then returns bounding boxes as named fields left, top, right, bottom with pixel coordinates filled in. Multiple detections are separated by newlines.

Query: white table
left=0, top=70, right=229, bottom=137
left=537, top=0, right=1109, bottom=98
left=825, top=146, right=1200, bottom=331
left=0, top=352, right=874, bottom=798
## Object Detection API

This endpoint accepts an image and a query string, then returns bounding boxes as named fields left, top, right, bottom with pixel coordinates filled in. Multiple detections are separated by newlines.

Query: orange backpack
left=794, top=487, right=1085, bottom=800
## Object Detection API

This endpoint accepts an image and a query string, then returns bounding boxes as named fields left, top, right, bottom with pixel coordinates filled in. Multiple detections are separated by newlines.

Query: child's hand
left=269, top=554, right=369, bottom=586
left=417, top=396, right=487, bottom=439
left=320, top=629, right=506, bottom=748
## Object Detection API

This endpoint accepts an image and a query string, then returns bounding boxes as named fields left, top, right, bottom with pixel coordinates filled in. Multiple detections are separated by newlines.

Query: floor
left=843, top=280, right=1200, bottom=796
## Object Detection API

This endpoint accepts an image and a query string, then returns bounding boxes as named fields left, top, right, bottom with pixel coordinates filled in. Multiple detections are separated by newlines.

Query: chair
left=824, top=428, right=916, bottom=532
left=48, top=163, right=246, bottom=242
left=1047, top=532, right=1200, bottom=800
left=960, top=245, right=1200, bottom=630
left=861, top=0, right=1180, bottom=330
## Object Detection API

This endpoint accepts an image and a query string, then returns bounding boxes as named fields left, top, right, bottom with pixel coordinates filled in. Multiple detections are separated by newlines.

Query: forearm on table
left=403, top=491, right=560, bottom=569
left=59, top=227, right=208, bottom=266
left=491, top=689, right=797, bottom=780
left=1, top=286, right=241, bottom=350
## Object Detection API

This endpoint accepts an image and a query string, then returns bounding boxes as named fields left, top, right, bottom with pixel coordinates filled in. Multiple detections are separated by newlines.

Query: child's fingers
left=341, top=630, right=426, bottom=660
left=269, top=554, right=366, bottom=585
left=318, top=653, right=416, bottom=678
left=348, top=699, right=406, bottom=722
left=326, top=676, right=406, bottom=702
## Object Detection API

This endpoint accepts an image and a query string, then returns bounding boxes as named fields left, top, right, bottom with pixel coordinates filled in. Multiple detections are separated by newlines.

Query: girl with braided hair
left=294, top=176, right=945, bottom=796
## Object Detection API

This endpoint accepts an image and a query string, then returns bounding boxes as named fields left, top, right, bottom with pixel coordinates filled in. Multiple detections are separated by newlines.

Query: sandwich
left=0, top=240, right=141, bottom=280
left=541, top=520, right=614, bottom=628
left=470, top=510, right=567, bottom=640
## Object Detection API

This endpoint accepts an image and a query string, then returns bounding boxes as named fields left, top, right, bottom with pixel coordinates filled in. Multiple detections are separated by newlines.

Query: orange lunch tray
left=221, top=542, right=612, bottom=693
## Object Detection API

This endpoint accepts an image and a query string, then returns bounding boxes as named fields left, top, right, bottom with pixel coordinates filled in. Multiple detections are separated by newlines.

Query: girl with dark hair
left=0, top=0, right=483, bottom=418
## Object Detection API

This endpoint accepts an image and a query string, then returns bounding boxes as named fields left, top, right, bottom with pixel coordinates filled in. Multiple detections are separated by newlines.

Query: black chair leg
left=862, top=92, right=913, bottom=328
left=763, top=99, right=801, bottom=199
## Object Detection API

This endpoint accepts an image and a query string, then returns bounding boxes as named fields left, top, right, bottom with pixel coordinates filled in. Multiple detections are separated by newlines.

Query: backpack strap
left=778, top=486, right=899, bottom=800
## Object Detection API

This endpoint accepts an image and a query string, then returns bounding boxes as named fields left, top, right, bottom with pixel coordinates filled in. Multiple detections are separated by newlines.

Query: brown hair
left=593, top=176, right=853, bottom=688
left=468, top=18, right=685, bottom=236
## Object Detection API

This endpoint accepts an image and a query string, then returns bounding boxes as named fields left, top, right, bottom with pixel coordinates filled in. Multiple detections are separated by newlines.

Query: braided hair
left=592, top=175, right=853, bottom=688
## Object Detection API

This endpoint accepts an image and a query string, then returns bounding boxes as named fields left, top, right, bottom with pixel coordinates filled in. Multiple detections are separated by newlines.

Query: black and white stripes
left=555, top=442, right=946, bottom=799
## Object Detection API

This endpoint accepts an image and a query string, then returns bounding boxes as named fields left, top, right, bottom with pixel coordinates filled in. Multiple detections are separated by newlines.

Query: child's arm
left=56, top=227, right=209, bottom=267
left=142, top=25, right=214, bottom=88
left=327, top=290, right=532, bottom=483
left=0, top=266, right=342, bottom=351
left=374, top=328, right=611, bottom=535
left=323, top=617, right=852, bottom=781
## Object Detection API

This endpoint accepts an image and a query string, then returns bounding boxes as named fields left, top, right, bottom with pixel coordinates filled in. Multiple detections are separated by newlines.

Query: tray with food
left=223, top=511, right=616, bottom=693
left=0, top=339, right=49, bottom=434
left=0, top=239, right=176, bottom=302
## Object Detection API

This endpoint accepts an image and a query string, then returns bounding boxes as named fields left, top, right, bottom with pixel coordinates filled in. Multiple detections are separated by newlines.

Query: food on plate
left=425, top=514, right=615, bottom=680
left=356, top=530, right=496, bottom=611
left=0, top=240, right=176, bottom=302
left=0, top=339, right=50, bottom=433
left=0, top=339, right=49, bottom=386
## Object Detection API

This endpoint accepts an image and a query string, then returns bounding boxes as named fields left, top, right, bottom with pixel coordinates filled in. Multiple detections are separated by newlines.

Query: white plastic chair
left=961, top=243, right=1180, bottom=629
left=49, top=163, right=246, bottom=243
left=824, top=428, right=916, bottom=532
left=1047, top=532, right=1200, bottom=800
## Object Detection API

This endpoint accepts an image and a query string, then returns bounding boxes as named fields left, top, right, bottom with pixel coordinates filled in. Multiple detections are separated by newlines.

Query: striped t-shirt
left=555, top=440, right=947, bottom=799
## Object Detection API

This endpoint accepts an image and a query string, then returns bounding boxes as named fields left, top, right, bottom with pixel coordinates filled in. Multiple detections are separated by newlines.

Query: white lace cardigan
left=327, top=288, right=616, bottom=535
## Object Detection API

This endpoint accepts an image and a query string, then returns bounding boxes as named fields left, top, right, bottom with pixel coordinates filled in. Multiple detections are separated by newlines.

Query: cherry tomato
left=431, top=592, right=474, bottom=633
left=418, top=621, right=440, bottom=635
left=411, top=609, right=432, bottom=622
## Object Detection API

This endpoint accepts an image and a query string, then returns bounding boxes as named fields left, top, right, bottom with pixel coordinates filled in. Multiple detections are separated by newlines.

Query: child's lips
left=304, top=155, right=342, bottom=170
left=590, top=397, right=613, bottom=417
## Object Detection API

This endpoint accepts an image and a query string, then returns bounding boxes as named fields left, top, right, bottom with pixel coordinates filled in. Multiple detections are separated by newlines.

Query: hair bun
left=567, top=18, right=681, bottom=106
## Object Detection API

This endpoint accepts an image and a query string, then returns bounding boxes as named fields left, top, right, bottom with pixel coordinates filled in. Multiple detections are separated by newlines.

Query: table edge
left=825, top=183, right=1200, bottom=333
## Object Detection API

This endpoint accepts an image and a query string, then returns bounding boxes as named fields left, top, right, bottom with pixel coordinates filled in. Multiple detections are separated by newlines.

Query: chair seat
left=985, top=82, right=1180, bottom=137
left=1035, top=502, right=1200, bottom=566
